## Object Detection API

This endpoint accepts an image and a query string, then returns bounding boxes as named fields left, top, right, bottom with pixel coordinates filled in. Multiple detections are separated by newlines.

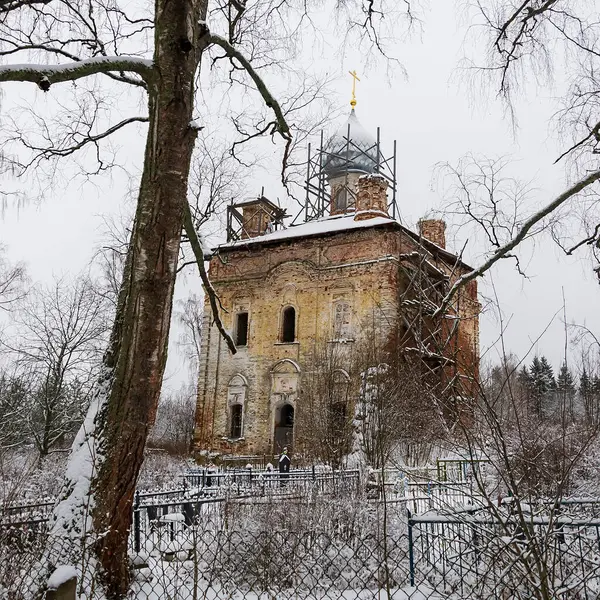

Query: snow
left=160, top=512, right=186, bottom=522
left=38, top=366, right=114, bottom=590
left=220, top=213, right=397, bottom=248
left=0, top=55, right=153, bottom=76
left=47, top=565, right=77, bottom=590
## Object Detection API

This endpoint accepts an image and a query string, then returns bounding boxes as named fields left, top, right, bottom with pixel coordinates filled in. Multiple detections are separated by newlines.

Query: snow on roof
left=216, top=210, right=474, bottom=271
left=219, top=213, right=397, bottom=249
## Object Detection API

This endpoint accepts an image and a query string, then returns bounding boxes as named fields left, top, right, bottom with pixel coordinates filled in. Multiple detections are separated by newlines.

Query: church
left=193, top=97, right=480, bottom=463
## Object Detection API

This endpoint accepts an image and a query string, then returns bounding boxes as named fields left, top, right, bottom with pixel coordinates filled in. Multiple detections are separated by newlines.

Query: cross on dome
left=349, top=70, right=360, bottom=108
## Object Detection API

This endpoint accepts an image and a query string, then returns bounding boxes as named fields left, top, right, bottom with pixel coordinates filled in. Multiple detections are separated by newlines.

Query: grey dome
left=322, top=110, right=377, bottom=177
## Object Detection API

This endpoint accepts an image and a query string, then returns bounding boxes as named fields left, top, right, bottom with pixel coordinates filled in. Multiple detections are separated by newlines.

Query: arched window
left=281, top=306, right=296, bottom=343
left=227, top=374, right=247, bottom=439
left=230, top=404, right=243, bottom=438
left=333, top=301, right=351, bottom=339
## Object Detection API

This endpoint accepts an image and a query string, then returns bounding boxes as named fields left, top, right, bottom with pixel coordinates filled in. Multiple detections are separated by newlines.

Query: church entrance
left=274, top=403, right=294, bottom=453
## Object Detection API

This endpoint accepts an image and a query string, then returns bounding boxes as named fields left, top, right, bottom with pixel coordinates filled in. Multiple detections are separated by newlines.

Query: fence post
left=133, top=490, right=141, bottom=554
left=312, top=465, right=316, bottom=481
left=46, top=574, right=77, bottom=600
left=407, top=509, right=415, bottom=587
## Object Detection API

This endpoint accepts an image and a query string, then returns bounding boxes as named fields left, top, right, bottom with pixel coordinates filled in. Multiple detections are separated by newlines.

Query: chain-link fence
left=4, top=478, right=600, bottom=598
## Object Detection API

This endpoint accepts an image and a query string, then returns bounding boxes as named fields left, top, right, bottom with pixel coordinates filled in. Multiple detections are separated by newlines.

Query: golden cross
left=349, top=70, right=360, bottom=108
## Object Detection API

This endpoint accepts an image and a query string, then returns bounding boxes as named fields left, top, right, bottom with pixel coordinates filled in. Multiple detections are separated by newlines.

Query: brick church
left=193, top=107, right=480, bottom=461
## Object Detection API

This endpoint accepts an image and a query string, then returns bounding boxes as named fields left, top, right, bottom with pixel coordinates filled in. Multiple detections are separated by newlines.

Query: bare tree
left=298, top=341, right=355, bottom=467
left=176, top=293, right=203, bottom=379
left=455, top=351, right=600, bottom=600
left=0, top=0, right=412, bottom=594
left=0, top=244, right=26, bottom=312
left=149, top=385, right=196, bottom=454
left=2, top=275, right=108, bottom=456
left=434, top=1, right=600, bottom=312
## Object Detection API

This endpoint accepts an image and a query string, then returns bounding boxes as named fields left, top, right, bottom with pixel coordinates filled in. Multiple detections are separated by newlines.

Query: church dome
left=322, top=110, right=377, bottom=177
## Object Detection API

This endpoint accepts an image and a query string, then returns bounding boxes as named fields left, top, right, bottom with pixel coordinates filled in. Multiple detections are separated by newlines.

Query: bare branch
left=0, top=55, right=155, bottom=88
left=182, top=199, right=237, bottom=355
left=0, top=0, right=51, bottom=13
left=436, top=168, right=600, bottom=317
left=208, top=33, right=292, bottom=183
left=16, top=115, right=148, bottom=163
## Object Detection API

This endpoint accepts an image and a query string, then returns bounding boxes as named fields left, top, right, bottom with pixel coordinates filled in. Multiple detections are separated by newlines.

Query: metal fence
left=5, top=475, right=600, bottom=599
left=408, top=508, right=600, bottom=598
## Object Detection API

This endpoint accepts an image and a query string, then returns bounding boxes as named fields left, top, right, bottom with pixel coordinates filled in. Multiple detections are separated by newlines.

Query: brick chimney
left=353, top=174, right=388, bottom=221
left=418, top=219, right=446, bottom=249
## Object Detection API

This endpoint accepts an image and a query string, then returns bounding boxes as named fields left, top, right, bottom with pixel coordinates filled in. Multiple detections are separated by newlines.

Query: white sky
left=0, top=1, right=598, bottom=389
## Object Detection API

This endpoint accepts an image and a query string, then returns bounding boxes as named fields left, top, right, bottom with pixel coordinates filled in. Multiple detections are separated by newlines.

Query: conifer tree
left=529, top=356, right=556, bottom=418
left=580, top=370, right=594, bottom=423
left=556, top=362, right=576, bottom=421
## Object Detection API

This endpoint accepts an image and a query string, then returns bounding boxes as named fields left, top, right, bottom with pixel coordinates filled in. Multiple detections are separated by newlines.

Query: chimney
left=353, top=174, right=388, bottom=221
left=418, top=219, right=446, bottom=249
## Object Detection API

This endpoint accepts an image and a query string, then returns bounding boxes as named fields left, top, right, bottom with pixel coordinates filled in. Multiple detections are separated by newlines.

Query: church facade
left=193, top=110, right=480, bottom=461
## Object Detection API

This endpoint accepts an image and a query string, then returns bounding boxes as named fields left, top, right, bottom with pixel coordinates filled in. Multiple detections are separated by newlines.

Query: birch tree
left=0, top=0, right=408, bottom=595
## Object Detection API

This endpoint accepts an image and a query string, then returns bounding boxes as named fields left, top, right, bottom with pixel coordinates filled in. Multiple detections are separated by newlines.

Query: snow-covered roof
left=216, top=210, right=474, bottom=271
left=322, top=110, right=378, bottom=176
left=218, top=213, right=397, bottom=250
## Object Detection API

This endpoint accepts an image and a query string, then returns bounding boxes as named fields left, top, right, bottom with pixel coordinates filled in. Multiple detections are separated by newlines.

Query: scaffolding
left=395, top=241, right=478, bottom=409
left=294, top=125, right=398, bottom=225
left=226, top=195, right=287, bottom=242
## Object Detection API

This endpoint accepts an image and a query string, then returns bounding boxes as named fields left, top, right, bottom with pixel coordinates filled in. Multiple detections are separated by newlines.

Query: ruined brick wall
left=194, top=221, right=481, bottom=458
left=194, top=225, right=401, bottom=456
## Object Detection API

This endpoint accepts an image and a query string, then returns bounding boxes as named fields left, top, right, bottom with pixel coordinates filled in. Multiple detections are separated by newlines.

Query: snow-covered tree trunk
left=46, top=0, right=209, bottom=596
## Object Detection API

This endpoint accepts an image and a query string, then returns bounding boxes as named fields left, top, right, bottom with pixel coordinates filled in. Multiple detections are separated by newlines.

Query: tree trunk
left=85, top=0, right=208, bottom=595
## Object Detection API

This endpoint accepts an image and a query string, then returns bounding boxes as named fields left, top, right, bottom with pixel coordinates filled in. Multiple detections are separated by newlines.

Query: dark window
left=280, top=404, right=295, bottom=427
left=281, top=306, right=296, bottom=343
left=230, top=404, right=243, bottom=438
left=236, top=312, right=248, bottom=346
left=330, top=402, right=347, bottom=433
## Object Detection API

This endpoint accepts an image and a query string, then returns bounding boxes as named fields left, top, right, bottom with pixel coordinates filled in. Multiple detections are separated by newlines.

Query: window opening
left=230, top=404, right=243, bottom=438
left=334, top=188, right=348, bottom=212
left=281, top=306, right=296, bottom=343
left=330, top=402, right=347, bottom=433
left=280, top=404, right=295, bottom=427
left=236, top=312, right=249, bottom=346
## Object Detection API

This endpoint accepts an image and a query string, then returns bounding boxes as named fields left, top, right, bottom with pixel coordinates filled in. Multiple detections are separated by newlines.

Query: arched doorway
left=274, top=403, right=294, bottom=453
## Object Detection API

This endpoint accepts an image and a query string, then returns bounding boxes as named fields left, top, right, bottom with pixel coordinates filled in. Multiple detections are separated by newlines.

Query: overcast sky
left=0, top=1, right=598, bottom=389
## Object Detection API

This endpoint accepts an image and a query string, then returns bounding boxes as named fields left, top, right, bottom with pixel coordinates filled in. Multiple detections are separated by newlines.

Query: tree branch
left=182, top=200, right=237, bottom=355
left=207, top=33, right=292, bottom=184
left=18, top=116, right=148, bottom=162
left=0, top=0, right=51, bottom=12
left=0, top=55, right=155, bottom=89
left=435, top=168, right=600, bottom=317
